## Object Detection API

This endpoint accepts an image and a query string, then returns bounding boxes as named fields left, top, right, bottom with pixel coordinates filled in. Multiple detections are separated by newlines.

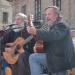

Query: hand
left=33, top=46, right=37, bottom=53
left=26, top=26, right=36, bottom=35
left=5, top=47, right=15, bottom=54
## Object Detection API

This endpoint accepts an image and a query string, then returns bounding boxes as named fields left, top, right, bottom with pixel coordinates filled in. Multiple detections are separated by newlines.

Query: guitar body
left=5, top=67, right=12, bottom=75
left=3, top=37, right=25, bottom=64
left=35, top=40, right=44, bottom=53
left=3, top=52, right=19, bottom=64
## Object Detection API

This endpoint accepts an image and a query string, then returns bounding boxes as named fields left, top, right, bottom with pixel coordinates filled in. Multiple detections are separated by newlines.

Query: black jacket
left=36, top=19, right=75, bottom=72
left=1, top=26, right=35, bottom=55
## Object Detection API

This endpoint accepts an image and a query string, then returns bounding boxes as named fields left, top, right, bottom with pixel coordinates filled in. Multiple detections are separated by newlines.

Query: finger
left=34, top=49, right=37, bottom=53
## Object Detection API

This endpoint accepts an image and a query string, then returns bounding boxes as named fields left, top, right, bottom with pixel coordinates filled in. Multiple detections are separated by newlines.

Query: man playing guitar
left=1, top=13, right=35, bottom=75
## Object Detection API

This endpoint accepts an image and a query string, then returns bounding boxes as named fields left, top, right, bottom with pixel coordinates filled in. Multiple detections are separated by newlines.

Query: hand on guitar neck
left=27, top=14, right=36, bottom=35
left=28, top=13, right=34, bottom=27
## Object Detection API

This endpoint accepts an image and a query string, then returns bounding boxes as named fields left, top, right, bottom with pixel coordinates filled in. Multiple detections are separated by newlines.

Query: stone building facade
left=0, top=0, right=12, bottom=30
left=7, top=0, right=75, bottom=28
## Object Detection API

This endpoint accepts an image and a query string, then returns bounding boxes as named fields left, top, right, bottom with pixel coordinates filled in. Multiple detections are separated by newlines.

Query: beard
left=47, top=17, right=57, bottom=26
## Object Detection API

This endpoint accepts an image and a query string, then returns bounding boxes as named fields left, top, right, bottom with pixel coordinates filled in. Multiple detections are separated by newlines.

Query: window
left=21, top=5, right=26, bottom=14
left=53, top=0, right=61, bottom=10
left=35, top=0, right=41, bottom=20
left=3, top=12, right=8, bottom=23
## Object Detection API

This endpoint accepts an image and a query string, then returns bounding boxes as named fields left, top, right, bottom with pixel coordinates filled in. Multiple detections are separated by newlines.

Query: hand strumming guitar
left=5, top=47, right=15, bottom=54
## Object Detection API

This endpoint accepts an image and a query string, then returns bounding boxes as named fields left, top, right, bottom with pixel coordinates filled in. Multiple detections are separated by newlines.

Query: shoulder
left=55, top=20, right=69, bottom=29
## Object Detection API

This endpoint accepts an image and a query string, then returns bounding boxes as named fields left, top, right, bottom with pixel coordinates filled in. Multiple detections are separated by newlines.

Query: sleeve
left=1, top=31, right=12, bottom=53
left=22, top=27, right=36, bottom=54
left=23, top=37, right=35, bottom=54
left=36, top=22, right=69, bottom=42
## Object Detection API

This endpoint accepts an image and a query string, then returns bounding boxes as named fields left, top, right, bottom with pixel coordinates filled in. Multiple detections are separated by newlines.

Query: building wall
left=61, top=0, right=75, bottom=28
left=0, top=0, right=12, bottom=29
left=7, top=0, right=75, bottom=28
left=11, top=0, right=53, bottom=22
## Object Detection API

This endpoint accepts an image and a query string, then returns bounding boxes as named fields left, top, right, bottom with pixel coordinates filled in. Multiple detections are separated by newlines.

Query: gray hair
left=45, top=6, right=60, bottom=16
left=16, top=13, right=28, bottom=23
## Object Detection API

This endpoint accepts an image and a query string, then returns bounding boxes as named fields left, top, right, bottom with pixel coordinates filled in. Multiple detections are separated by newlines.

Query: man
left=1, top=13, right=35, bottom=75
left=27, top=6, right=75, bottom=75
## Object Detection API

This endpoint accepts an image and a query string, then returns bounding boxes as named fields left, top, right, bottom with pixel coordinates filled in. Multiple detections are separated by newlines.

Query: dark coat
left=36, top=19, right=75, bottom=73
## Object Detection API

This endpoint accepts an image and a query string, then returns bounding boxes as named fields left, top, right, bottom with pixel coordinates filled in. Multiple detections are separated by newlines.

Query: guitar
left=34, top=40, right=44, bottom=53
left=67, top=68, right=75, bottom=75
left=28, top=14, right=44, bottom=53
left=5, top=67, right=12, bottom=75
left=3, top=35, right=33, bottom=64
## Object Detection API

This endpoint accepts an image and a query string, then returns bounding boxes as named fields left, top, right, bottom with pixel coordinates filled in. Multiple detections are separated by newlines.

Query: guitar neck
left=21, top=35, right=34, bottom=46
left=21, top=14, right=34, bottom=46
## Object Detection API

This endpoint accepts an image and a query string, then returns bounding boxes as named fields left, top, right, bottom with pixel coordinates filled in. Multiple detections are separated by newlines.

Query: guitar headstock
left=28, top=13, right=34, bottom=26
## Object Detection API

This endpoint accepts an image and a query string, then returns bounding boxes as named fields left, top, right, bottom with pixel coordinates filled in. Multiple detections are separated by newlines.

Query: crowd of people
left=1, top=6, right=75, bottom=75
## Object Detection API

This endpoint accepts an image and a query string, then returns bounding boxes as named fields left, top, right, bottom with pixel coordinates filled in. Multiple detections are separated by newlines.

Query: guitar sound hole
left=16, top=44, right=21, bottom=50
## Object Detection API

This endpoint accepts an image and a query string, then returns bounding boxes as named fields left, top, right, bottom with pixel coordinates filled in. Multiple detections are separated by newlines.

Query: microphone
left=6, top=23, right=15, bottom=27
